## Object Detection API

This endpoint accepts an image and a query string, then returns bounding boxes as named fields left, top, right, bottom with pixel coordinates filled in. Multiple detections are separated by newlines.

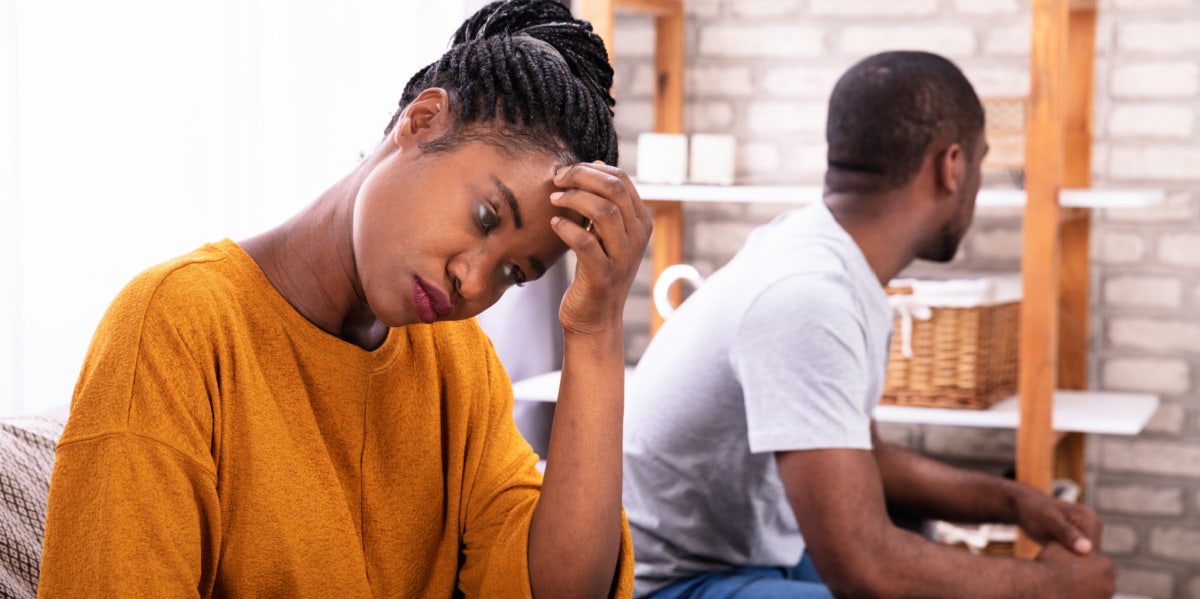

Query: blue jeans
left=646, top=553, right=834, bottom=599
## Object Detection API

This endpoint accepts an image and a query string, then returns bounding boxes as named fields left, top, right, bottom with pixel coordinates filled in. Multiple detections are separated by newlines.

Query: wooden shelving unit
left=576, top=0, right=1154, bottom=560
left=1014, top=0, right=1098, bottom=558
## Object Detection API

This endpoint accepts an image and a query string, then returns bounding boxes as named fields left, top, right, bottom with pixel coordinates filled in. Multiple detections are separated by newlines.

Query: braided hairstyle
left=384, top=0, right=617, bottom=166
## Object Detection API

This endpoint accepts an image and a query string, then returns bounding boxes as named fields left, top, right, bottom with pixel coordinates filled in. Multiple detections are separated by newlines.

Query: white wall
left=1, top=0, right=467, bottom=415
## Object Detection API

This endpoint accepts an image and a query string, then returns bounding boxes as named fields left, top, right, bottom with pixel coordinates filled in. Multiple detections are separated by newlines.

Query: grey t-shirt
left=623, top=203, right=894, bottom=596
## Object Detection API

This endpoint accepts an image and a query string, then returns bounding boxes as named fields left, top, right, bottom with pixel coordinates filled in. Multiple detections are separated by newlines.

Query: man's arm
left=871, top=423, right=1099, bottom=554
left=775, top=446, right=1114, bottom=599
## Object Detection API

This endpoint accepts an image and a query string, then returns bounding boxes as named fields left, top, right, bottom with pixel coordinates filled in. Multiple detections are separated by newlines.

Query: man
left=623, top=51, right=1116, bottom=599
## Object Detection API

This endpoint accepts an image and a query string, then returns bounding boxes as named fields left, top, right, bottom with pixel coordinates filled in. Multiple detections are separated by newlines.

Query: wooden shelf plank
left=636, top=183, right=1165, bottom=209
left=511, top=369, right=1159, bottom=438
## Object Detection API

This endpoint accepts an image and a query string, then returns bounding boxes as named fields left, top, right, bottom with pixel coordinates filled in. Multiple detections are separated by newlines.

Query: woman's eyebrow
left=491, top=176, right=523, bottom=229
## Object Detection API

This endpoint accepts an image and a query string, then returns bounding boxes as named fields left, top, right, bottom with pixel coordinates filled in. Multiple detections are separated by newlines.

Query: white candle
left=688, top=133, right=736, bottom=185
left=636, top=132, right=688, bottom=184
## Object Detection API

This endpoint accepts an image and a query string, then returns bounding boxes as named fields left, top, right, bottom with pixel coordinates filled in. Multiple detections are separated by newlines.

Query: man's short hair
left=825, top=51, right=984, bottom=195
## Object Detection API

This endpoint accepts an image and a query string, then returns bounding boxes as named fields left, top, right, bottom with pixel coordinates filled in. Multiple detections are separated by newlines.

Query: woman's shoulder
left=101, top=240, right=255, bottom=332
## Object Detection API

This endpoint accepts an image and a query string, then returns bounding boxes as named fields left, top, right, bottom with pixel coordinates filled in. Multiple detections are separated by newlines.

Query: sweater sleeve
left=455, top=336, right=634, bottom=598
left=38, top=269, right=223, bottom=598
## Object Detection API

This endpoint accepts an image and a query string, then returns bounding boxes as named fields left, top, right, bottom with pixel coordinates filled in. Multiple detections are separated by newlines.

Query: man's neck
left=822, top=193, right=920, bottom=287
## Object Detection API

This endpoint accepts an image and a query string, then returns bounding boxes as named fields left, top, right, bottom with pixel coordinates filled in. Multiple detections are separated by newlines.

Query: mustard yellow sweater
left=38, top=240, right=633, bottom=598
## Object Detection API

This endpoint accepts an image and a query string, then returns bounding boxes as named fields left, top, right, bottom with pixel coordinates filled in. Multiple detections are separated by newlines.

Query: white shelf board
left=512, top=369, right=1159, bottom=437
left=875, top=390, right=1159, bottom=436
left=635, top=183, right=1165, bottom=209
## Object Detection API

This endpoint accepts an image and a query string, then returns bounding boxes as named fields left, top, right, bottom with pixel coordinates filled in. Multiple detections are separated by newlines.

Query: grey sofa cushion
left=0, top=408, right=67, bottom=599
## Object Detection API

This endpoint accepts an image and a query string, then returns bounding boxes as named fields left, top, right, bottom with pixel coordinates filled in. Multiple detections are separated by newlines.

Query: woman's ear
left=391, top=88, right=451, bottom=148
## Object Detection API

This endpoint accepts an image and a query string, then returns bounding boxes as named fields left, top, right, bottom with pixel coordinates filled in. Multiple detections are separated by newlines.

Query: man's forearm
left=855, top=524, right=1062, bottom=599
left=873, top=431, right=1025, bottom=524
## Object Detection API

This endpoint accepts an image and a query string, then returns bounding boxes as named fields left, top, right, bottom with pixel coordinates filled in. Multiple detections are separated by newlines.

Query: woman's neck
left=240, top=154, right=390, bottom=350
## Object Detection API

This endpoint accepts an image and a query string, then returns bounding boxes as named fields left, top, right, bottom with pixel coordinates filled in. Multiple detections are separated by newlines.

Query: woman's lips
left=413, top=277, right=453, bottom=324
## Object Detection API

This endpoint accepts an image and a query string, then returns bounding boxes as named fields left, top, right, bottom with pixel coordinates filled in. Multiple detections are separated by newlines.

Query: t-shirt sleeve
left=455, top=339, right=634, bottom=598
left=731, top=273, right=875, bottom=454
left=38, top=270, right=222, bottom=598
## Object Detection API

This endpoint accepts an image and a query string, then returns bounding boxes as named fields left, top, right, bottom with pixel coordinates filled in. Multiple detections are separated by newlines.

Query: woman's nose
left=448, top=252, right=492, bottom=303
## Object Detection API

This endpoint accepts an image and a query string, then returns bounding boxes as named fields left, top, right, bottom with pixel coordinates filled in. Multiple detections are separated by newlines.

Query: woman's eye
left=477, top=203, right=500, bottom=233
left=503, top=263, right=527, bottom=288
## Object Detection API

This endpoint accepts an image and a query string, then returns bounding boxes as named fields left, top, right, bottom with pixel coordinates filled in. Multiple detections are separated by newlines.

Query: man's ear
left=936, top=142, right=966, bottom=197
left=391, top=88, right=451, bottom=149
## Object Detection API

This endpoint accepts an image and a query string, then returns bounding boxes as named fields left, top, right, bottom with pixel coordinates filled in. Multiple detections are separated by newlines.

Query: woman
left=37, top=1, right=649, bottom=597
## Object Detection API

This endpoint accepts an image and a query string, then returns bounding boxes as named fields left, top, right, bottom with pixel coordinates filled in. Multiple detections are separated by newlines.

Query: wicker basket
left=882, top=277, right=1021, bottom=410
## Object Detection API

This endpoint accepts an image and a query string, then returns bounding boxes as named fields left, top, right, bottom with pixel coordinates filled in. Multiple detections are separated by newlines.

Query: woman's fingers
left=551, top=163, right=652, bottom=333
left=550, top=188, right=623, bottom=256
left=554, top=163, right=651, bottom=237
left=550, top=214, right=607, bottom=266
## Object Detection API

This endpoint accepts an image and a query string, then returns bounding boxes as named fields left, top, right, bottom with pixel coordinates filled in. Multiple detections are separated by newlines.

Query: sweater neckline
left=212, top=238, right=406, bottom=373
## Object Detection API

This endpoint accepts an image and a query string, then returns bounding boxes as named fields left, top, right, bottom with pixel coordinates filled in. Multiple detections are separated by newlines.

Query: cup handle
left=653, top=264, right=705, bottom=319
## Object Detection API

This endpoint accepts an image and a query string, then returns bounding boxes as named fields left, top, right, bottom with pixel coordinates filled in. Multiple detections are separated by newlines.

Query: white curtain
left=0, top=1, right=469, bottom=414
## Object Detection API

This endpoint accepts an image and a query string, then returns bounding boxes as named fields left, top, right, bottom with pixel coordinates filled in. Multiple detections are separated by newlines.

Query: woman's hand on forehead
left=548, top=162, right=652, bottom=335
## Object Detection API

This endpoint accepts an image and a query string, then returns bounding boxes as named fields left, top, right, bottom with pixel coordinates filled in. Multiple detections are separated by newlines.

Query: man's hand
left=1036, top=537, right=1116, bottom=598
left=1013, top=485, right=1102, bottom=555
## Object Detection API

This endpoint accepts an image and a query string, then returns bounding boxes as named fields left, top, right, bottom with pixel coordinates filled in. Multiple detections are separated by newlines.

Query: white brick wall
left=1103, top=523, right=1138, bottom=555
left=811, top=0, right=939, bottom=18
left=1113, top=0, right=1194, bottom=10
left=1099, top=231, right=1148, bottom=264
left=686, top=66, right=755, bottom=97
left=983, top=24, right=1031, bottom=56
left=762, top=66, right=844, bottom=98
left=1108, top=104, right=1196, bottom=139
left=954, top=0, right=1021, bottom=16
left=1159, top=232, right=1200, bottom=265
left=1097, top=485, right=1185, bottom=516
left=744, top=101, right=826, bottom=135
left=1109, top=317, right=1200, bottom=354
left=1101, top=358, right=1191, bottom=395
left=839, top=25, right=977, bottom=58
left=1111, top=145, right=1200, bottom=181
left=1105, top=275, right=1183, bottom=309
left=1111, top=62, right=1200, bottom=99
left=1149, top=527, right=1200, bottom=562
left=1143, top=402, right=1187, bottom=435
left=699, top=24, right=825, bottom=57
left=1118, top=569, right=1175, bottom=599
left=1101, top=440, right=1200, bottom=478
left=730, top=0, right=802, bottom=19
left=1118, top=20, right=1200, bottom=54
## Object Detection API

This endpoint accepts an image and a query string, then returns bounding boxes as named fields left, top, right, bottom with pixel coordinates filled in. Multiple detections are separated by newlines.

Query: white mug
left=653, top=264, right=705, bottom=319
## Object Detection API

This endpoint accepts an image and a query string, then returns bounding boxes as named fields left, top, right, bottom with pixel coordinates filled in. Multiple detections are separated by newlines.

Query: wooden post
left=649, top=3, right=685, bottom=335
left=1053, top=1, right=1096, bottom=501
left=578, top=0, right=616, bottom=64
left=576, top=0, right=686, bottom=337
left=1016, top=0, right=1070, bottom=559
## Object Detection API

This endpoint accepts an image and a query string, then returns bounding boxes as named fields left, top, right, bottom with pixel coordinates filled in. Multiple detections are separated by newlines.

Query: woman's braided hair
left=384, top=0, right=617, bottom=165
